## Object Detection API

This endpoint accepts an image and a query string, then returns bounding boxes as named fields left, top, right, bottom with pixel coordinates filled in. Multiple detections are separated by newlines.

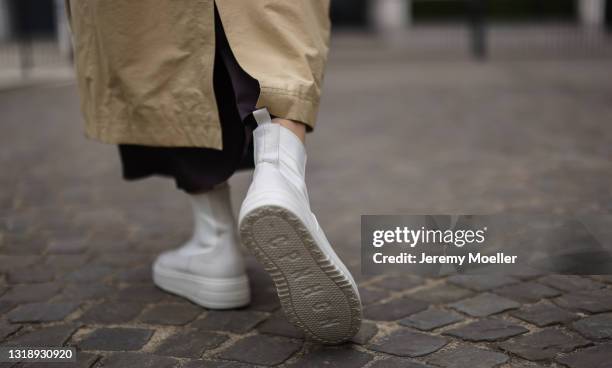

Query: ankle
left=272, top=118, right=306, bottom=143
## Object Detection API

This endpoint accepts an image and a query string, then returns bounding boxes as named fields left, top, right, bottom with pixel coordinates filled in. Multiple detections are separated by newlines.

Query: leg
left=238, top=109, right=362, bottom=344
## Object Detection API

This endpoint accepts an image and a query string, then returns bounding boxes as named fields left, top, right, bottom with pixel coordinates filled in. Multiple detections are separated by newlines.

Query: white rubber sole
left=153, top=263, right=250, bottom=309
left=239, top=204, right=362, bottom=344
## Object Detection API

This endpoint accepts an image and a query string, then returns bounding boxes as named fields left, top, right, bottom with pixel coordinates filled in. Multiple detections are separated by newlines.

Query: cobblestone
left=571, top=313, right=612, bottom=340
left=494, top=282, right=561, bottom=303
left=218, top=334, right=302, bottom=366
left=112, top=285, right=166, bottom=303
left=257, top=311, right=304, bottom=339
left=511, top=301, right=578, bottom=327
left=449, top=292, right=520, bottom=317
left=79, top=302, right=145, bottom=324
left=60, top=283, right=114, bottom=301
left=410, top=284, right=473, bottom=304
left=78, top=327, right=153, bottom=351
left=399, top=308, right=463, bottom=331
left=556, top=343, right=612, bottom=368
left=370, top=275, right=424, bottom=291
left=364, top=297, right=428, bottom=321
left=0, top=282, right=62, bottom=304
left=538, top=275, right=606, bottom=293
left=369, top=357, right=433, bottom=368
left=444, top=319, right=528, bottom=342
left=155, top=330, right=228, bottom=358
left=554, top=289, right=612, bottom=313
left=358, top=287, right=390, bottom=306
left=192, top=310, right=267, bottom=333
left=6, top=302, right=79, bottom=323
left=350, top=321, right=378, bottom=345
left=5, top=323, right=79, bottom=346
left=447, top=275, right=519, bottom=291
left=427, top=346, right=508, bottom=368
left=288, top=346, right=372, bottom=367
left=138, top=303, right=202, bottom=325
left=498, top=328, right=589, bottom=360
left=6, top=268, right=56, bottom=283
left=370, top=328, right=448, bottom=357
left=101, top=352, right=179, bottom=368
left=0, top=322, right=20, bottom=340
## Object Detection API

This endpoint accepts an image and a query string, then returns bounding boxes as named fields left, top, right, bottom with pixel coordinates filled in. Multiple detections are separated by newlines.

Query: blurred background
left=1, top=0, right=611, bottom=84
left=1, top=1, right=612, bottom=366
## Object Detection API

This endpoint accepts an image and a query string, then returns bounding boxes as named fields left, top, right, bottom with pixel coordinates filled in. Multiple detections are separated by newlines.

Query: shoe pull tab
left=253, top=108, right=273, bottom=126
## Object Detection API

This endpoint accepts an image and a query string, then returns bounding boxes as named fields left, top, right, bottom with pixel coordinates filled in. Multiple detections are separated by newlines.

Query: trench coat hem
left=84, top=121, right=223, bottom=149
left=257, top=87, right=319, bottom=130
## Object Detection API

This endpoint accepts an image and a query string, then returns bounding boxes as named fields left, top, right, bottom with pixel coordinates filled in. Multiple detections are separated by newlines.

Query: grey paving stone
left=0, top=323, right=21, bottom=340
left=218, top=334, right=302, bottom=366
left=371, top=275, right=424, bottom=291
left=556, top=343, right=612, bottom=368
left=447, top=275, right=519, bottom=291
left=364, top=297, right=428, bottom=321
left=399, top=308, right=464, bottom=331
left=47, top=238, right=89, bottom=254
left=18, top=352, right=100, bottom=368
left=183, top=360, right=251, bottom=368
left=572, top=313, right=612, bottom=340
left=498, top=329, right=590, bottom=360
left=7, top=302, right=79, bottom=323
left=288, top=346, right=372, bottom=367
left=554, top=289, right=612, bottom=313
left=95, top=252, right=153, bottom=267
left=139, top=303, right=202, bottom=326
left=449, top=292, right=520, bottom=317
left=102, top=352, right=179, bottom=368
left=5, top=323, right=79, bottom=346
left=0, top=256, right=41, bottom=272
left=63, top=265, right=114, bottom=283
left=75, top=352, right=100, bottom=368
left=538, top=275, right=606, bottom=293
left=368, top=357, right=432, bottom=368
left=45, top=254, right=89, bottom=270
left=114, top=265, right=152, bottom=283
left=257, top=311, right=304, bottom=339
left=192, top=310, right=267, bottom=333
left=155, top=330, right=228, bottom=358
left=369, top=328, right=448, bottom=357
left=350, top=321, right=378, bottom=345
left=444, top=319, right=528, bottom=342
left=358, top=287, right=390, bottom=306
left=7, top=268, right=56, bottom=283
left=511, top=302, right=579, bottom=327
left=60, top=283, right=114, bottom=301
left=78, top=327, right=153, bottom=351
left=249, top=286, right=281, bottom=312
left=79, top=302, right=144, bottom=324
left=113, top=284, right=166, bottom=303
left=0, top=282, right=62, bottom=303
left=495, top=282, right=561, bottom=303
left=410, top=284, right=473, bottom=304
left=0, top=301, right=16, bottom=314
left=427, top=346, right=509, bottom=368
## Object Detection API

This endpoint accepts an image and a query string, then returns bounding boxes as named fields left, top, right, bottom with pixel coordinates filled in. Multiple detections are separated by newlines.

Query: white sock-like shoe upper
left=156, top=183, right=246, bottom=279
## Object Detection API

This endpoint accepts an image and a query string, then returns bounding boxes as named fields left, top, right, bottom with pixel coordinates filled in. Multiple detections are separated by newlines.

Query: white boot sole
left=153, top=263, right=250, bottom=309
left=239, top=205, right=362, bottom=344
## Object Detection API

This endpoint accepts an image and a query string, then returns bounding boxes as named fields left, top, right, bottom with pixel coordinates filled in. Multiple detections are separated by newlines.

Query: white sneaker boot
left=153, top=183, right=250, bottom=309
left=239, top=108, right=362, bottom=344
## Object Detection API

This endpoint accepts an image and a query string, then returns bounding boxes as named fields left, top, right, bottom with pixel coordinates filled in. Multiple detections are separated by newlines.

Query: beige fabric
left=67, top=0, right=331, bottom=149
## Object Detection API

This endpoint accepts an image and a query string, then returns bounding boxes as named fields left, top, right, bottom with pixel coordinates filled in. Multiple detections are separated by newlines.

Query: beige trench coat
left=67, top=0, right=331, bottom=149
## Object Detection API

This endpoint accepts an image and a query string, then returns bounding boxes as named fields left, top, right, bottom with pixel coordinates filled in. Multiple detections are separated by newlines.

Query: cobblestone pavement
left=1, top=39, right=612, bottom=367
